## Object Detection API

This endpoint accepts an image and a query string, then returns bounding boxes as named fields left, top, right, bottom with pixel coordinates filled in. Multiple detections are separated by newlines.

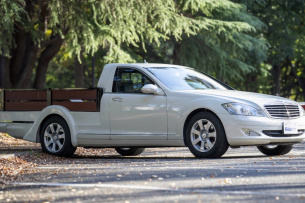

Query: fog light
left=242, top=129, right=261, bottom=136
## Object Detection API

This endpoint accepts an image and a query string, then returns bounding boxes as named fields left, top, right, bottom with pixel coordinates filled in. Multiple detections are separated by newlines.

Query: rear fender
left=23, top=105, right=78, bottom=147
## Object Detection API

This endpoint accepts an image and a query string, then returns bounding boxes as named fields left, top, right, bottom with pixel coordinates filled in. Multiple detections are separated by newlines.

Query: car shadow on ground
left=71, top=154, right=268, bottom=160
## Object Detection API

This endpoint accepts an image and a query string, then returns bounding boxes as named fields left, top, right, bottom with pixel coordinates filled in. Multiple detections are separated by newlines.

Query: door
left=109, top=67, right=167, bottom=140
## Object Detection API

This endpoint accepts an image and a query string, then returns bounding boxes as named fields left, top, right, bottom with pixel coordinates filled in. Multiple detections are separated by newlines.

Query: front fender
left=169, top=96, right=229, bottom=140
left=23, top=105, right=78, bottom=147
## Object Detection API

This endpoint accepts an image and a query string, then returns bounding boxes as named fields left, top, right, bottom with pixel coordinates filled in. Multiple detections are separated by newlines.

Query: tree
left=176, top=0, right=268, bottom=83
left=258, top=0, right=305, bottom=97
left=124, top=0, right=267, bottom=85
left=0, top=0, right=199, bottom=88
left=235, top=0, right=305, bottom=99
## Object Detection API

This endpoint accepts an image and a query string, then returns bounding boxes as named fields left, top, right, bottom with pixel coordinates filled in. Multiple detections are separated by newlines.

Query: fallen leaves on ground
left=0, top=133, right=40, bottom=184
left=0, top=133, right=112, bottom=157
left=0, top=133, right=115, bottom=184
left=0, top=133, right=40, bottom=151
left=0, top=155, right=36, bottom=184
left=0, top=152, right=74, bottom=184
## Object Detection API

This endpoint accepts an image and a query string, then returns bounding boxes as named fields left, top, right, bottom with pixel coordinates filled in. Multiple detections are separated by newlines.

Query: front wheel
left=115, top=148, right=145, bottom=156
left=185, top=112, right=229, bottom=158
left=40, top=116, right=76, bottom=157
left=257, top=145, right=293, bottom=156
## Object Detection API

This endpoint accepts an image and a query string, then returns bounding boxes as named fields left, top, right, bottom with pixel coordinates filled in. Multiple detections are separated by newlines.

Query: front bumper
left=219, top=114, right=305, bottom=146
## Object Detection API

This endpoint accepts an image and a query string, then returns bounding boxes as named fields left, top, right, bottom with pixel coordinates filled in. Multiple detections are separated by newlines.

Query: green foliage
left=0, top=0, right=199, bottom=58
left=46, top=47, right=108, bottom=88
left=241, top=0, right=305, bottom=100
left=178, top=0, right=267, bottom=82
left=125, top=0, right=267, bottom=84
left=0, top=1, right=25, bottom=57
left=255, top=0, right=305, bottom=64
left=39, top=0, right=268, bottom=88
left=47, top=0, right=200, bottom=61
left=5, top=0, right=299, bottom=96
left=1, top=0, right=208, bottom=88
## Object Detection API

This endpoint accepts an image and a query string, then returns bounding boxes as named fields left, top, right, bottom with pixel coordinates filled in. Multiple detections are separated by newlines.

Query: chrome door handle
left=112, top=97, right=123, bottom=102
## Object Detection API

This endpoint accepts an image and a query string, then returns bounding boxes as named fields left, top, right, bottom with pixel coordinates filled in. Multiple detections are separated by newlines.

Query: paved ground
left=1, top=140, right=305, bottom=202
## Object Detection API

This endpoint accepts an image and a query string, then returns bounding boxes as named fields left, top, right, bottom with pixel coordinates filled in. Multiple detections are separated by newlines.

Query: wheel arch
left=23, top=105, right=78, bottom=147
left=37, top=114, right=67, bottom=142
left=183, top=108, right=227, bottom=146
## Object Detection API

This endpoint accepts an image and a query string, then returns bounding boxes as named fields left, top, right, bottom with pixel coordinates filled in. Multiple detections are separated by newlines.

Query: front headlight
left=222, top=103, right=265, bottom=117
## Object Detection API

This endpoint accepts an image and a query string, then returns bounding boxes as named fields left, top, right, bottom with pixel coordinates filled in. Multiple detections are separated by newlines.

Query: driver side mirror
left=141, top=84, right=164, bottom=95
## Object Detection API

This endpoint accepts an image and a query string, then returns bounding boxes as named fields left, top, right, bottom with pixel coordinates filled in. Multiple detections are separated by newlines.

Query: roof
left=106, top=63, right=189, bottom=69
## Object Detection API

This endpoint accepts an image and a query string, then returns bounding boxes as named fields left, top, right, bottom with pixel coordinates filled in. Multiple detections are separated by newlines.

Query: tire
left=185, top=112, right=229, bottom=158
left=115, top=147, right=145, bottom=156
left=257, top=145, right=293, bottom=156
left=40, top=116, right=76, bottom=157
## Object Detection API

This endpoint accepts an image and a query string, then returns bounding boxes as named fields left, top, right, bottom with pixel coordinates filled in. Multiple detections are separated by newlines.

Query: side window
left=112, top=68, right=154, bottom=93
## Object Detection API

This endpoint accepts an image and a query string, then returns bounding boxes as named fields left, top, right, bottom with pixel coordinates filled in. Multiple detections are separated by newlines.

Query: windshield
left=147, top=67, right=228, bottom=91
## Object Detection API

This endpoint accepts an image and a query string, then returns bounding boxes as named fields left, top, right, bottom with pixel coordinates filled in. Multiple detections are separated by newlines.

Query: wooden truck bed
left=0, top=88, right=102, bottom=112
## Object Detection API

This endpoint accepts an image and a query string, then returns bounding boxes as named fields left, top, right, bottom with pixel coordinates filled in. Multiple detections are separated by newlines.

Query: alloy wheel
left=44, top=123, right=65, bottom=153
left=190, top=119, right=216, bottom=152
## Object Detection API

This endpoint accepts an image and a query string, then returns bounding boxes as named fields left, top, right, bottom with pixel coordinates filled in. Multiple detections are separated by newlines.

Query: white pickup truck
left=1, top=63, right=305, bottom=158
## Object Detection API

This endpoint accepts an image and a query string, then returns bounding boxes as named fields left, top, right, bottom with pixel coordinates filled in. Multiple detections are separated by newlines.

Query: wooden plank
left=52, top=101, right=97, bottom=112
left=52, top=89, right=97, bottom=100
left=5, top=90, right=47, bottom=101
left=2, top=88, right=100, bottom=111
left=5, top=102, right=47, bottom=111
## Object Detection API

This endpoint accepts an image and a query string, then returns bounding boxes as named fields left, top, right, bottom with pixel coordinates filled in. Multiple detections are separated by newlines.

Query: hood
left=177, top=89, right=298, bottom=108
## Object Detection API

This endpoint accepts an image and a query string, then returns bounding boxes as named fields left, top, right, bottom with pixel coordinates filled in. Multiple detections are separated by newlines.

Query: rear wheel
left=185, top=112, right=229, bottom=158
left=40, top=116, right=76, bottom=157
left=257, top=145, right=293, bottom=156
left=115, top=148, right=145, bottom=156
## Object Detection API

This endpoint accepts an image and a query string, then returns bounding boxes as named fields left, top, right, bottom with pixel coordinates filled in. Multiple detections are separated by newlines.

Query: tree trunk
left=290, top=60, right=305, bottom=100
left=272, top=64, right=281, bottom=95
left=173, top=42, right=181, bottom=65
left=33, top=35, right=64, bottom=89
left=245, top=74, right=258, bottom=92
left=0, top=55, right=11, bottom=88
left=301, top=78, right=305, bottom=101
left=16, top=44, right=39, bottom=88
left=0, top=61, right=2, bottom=88
left=10, top=26, right=27, bottom=86
left=75, top=54, right=84, bottom=88
left=0, top=34, right=64, bottom=89
left=92, top=55, right=96, bottom=87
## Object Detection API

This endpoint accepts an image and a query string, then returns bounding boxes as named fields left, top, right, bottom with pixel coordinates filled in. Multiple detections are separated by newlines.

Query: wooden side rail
left=4, top=90, right=47, bottom=111
left=1, top=88, right=102, bottom=112
left=52, top=89, right=100, bottom=112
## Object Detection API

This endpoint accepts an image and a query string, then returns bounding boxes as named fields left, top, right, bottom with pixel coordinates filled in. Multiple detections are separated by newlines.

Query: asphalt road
left=2, top=144, right=305, bottom=203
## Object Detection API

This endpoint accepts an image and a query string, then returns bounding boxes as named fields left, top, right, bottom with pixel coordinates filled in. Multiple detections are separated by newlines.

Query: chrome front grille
left=264, top=104, right=300, bottom=118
